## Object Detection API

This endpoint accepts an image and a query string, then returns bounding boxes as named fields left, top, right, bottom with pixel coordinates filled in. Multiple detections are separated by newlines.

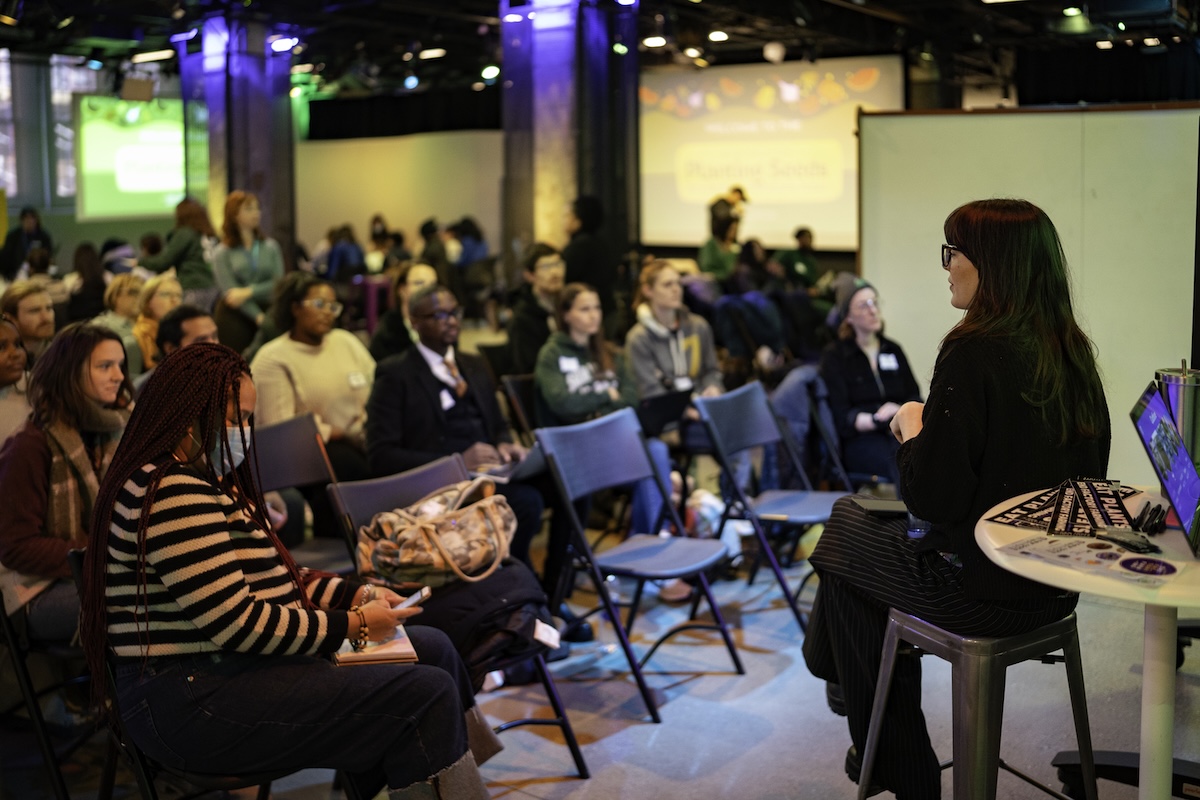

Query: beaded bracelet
left=350, top=605, right=369, bottom=651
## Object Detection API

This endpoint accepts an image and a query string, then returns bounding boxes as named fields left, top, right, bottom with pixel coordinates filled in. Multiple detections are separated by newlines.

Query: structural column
left=176, top=16, right=296, bottom=266
left=500, top=0, right=639, bottom=283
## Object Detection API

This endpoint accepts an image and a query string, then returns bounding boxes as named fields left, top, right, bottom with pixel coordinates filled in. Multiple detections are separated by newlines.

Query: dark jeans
left=115, top=625, right=473, bottom=795
left=25, top=580, right=79, bottom=642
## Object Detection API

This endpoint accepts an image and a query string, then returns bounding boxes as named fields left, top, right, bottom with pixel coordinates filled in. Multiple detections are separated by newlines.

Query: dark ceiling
left=0, top=0, right=1195, bottom=96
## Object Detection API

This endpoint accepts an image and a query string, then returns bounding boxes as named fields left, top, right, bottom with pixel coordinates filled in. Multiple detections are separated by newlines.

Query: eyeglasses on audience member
left=302, top=298, right=344, bottom=315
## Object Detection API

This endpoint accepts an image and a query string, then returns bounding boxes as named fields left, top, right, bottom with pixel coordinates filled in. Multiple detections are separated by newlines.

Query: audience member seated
left=367, top=285, right=571, bottom=599
left=137, top=197, right=220, bottom=312
left=92, top=273, right=145, bottom=377
left=802, top=199, right=1109, bottom=798
left=369, top=262, right=438, bottom=362
left=819, top=280, right=920, bottom=490
left=20, top=246, right=68, bottom=306
left=535, top=283, right=674, bottom=540
left=133, top=304, right=219, bottom=395
left=325, top=224, right=365, bottom=281
left=774, top=226, right=820, bottom=291
left=507, top=243, right=564, bottom=375
left=81, top=343, right=493, bottom=800
left=419, top=218, right=456, bottom=294
left=213, top=190, right=284, bottom=355
left=0, top=206, right=53, bottom=283
left=132, top=273, right=183, bottom=372
left=0, top=316, right=29, bottom=441
left=64, top=242, right=110, bottom=323
left=252, top=272, right=375, bottom=537
left=0, top=323, right=131, bottom=643
left=1, top=280, right=56, bottom=365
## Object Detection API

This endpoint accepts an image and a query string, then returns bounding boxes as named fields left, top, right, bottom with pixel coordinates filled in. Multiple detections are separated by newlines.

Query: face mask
left=195, top=422, right=250, bottom=474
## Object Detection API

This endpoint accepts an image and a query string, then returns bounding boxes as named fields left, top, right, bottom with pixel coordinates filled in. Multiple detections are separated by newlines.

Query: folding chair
left=693, top=381, right=849, bottom=632
left=803, top=370, right=888, bottom=492
left=476, top=342, right=515, bottom=385
left=250, top=412, right=336, bottom=494
left=327, top=455, right=589, bottom=778
left=535, top=408, right=744, bottom=723
left=0, top=599, right=97, bottom=800
left=500, top=373, right=538, bottom=447
left=64, top=551, right=362, bottom=800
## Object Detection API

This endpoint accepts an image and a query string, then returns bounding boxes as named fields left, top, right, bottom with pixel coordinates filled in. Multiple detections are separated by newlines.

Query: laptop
left=471, top=442, right=546, bottom=484
left=636, top=390, right=693, bottom=437
left=1130, top=381, right=1200, bottom=558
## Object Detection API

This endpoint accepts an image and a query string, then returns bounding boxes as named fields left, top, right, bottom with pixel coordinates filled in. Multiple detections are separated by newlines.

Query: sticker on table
left=1117, top=557, right=1177, bottom=576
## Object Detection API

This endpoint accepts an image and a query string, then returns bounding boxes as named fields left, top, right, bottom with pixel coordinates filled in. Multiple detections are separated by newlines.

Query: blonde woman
left=132, top=273, right=182, bottom=371
left=92, top=273, right=145, bottom=377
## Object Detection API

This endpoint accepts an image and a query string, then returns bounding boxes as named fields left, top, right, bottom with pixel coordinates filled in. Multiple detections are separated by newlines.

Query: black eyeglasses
left=941, top=244, right=967, bottom=270
left=416, top=307, right=464, bottom=323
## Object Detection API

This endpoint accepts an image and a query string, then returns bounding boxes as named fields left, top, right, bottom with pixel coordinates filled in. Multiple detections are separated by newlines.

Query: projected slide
left=639, top=55, right=903, bottom=250
left=76, top=96, right=186, bottom=221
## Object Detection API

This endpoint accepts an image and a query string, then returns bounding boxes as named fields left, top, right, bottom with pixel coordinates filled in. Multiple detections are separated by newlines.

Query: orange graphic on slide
left=845, top=67, right=880, bottom=92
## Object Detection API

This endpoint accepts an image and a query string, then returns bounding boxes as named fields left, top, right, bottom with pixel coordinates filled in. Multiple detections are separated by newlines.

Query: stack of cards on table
left=986, top=478, right=1138, bottom=536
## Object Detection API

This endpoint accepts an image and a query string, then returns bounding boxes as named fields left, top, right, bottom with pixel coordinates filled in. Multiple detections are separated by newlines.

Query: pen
left=1131, top=501, right=1151, bottom=532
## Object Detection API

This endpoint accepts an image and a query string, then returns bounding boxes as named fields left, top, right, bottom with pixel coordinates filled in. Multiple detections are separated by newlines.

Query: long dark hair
left=273, top=271, right=330, bottom=332
left=942, top=198, right=1104, bottom=443
left=28, top=322, right=132, bottom=429
left=80, top=343, right=311, bottom=709
left=557, top=282, right=615, bottom=374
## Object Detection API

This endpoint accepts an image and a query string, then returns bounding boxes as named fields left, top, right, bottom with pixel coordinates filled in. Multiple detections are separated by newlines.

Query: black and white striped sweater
left=104, top=460, right=351, bottom=660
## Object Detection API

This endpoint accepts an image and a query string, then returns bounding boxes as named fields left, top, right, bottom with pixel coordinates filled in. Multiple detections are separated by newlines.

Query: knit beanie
left=835, top=276, right=875, bottom=322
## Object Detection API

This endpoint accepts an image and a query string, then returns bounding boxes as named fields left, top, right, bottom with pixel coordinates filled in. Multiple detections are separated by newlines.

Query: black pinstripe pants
left=802, top=497, right=1077, bottom=799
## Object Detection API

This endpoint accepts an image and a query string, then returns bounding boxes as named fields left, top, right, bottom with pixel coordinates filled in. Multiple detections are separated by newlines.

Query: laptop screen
left=1130, top=381, right=1200, bottom=557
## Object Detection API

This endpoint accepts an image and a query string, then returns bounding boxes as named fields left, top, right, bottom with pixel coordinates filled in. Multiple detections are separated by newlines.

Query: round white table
left=976, top=489, right=1200, bottom=799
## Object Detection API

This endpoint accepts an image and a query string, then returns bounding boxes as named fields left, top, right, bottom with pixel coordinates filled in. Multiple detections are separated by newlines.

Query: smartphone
left=1094, top=529, right=1160, bottom=554
left=849, top=496, right=909, bottom=517
left=394, top=586, right=432, bottom=610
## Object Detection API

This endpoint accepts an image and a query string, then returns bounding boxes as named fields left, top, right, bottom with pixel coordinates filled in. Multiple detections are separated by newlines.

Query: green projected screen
left=75, top=95, right=186, bottom=221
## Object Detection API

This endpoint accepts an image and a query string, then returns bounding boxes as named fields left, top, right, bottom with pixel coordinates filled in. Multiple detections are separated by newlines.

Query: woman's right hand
left=224, top=286, right=253, bottom=309
left=357, top=602, right=421, bottom=643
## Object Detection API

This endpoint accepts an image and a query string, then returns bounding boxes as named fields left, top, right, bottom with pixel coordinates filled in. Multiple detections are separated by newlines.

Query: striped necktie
left=444, top=356, right=468, bottom=398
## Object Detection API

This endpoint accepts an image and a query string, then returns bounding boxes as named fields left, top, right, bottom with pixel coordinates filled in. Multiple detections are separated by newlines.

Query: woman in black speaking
left=802, top=199, right=1110, bottom=798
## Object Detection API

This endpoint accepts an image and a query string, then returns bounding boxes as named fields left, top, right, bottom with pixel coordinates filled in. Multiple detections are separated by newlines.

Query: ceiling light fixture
left=0, top=0, right=22, bottom=26
left=1095, top=40, right=1113, bottom=49
left=418, top=48, right=446, bottom=60
left=643, top=35, right=666, bottom=47
left=131, top=49, right=175, bottom=63
left=683, top=46, right=701, bottom=58
left=708, top=30, right=728, bottom=42
left=1144, top=37, right=1161, bottom=46
left=612, top=42, right=628, bottom=54
left=269, top=37, right=298, bottom=53
left=481, top=64, right=500, bottom=80
left=502, top=13, right=522, bottom=22
left=1063, top=6, right=1082, bottom=16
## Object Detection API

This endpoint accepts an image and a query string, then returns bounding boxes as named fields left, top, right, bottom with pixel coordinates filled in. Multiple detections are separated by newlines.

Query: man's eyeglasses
left=941, top=244, right=967, bottom=270
left=416, top=307, right=464, bottom=323
left=302, top=298, right=344, bottom=315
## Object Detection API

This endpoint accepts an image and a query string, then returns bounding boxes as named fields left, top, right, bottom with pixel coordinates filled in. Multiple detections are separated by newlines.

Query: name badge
left=558, top=356, right=580, bottom=373
left=673, top=376, right=694, bottom=392
left=878, top=353, right=899, bottom=371
left=439, top=388, right=455, bottom=410
left=348, top=371, right=368, bottom=389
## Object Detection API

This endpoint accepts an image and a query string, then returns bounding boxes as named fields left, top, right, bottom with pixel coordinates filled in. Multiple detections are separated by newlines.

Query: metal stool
left=858, top=609, right=1098, bottom=800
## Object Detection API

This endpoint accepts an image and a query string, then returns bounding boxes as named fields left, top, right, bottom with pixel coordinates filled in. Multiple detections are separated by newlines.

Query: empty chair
left=327, top=454, right=589, bottom=778
left=251, top=412, right=335, bottom=494
left=693, top=380, right=849, bottom=631
left=535, top=407, right=744, bottom=723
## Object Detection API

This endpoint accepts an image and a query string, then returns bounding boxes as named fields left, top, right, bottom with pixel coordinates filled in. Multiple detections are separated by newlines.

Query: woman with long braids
left=80, top=343, right=494, bottom=800
left=802, top=199, right=1109, bottom=798
left=0, top=322, right=131, bottom=641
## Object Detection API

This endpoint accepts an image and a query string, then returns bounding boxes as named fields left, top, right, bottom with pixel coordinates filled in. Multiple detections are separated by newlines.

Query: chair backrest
left=803, top=373, right=856, bottom=491
left=501, top=374, right=537, bottom=446
left=476, top=342, right=515, bottom=384
left=251, top=413, right=336, bottom=494
left=328, top=454, right=471, bottom=540
left=534, top=408, right=656, bottom=502
left=693, top=381, right=781, bottom=455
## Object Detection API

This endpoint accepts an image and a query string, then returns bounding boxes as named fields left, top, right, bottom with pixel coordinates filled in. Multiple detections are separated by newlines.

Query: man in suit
left=366, top=285, right=572, bottom=600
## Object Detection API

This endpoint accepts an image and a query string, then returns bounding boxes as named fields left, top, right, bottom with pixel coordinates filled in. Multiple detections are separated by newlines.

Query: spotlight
left=643, top=35, right=666, bottom=47
left=481, top=63, right=500, bottom=80
left=418, top=48, right=446, bottom=60
left=131, top=49, right=175, bottom=64
left=403, top=73, right=419, bottom=90
left=270, top=37, right=299, bottom=53
left=613, top=42, right=628, bottom=54
left=708, top=30, right=728, bottom=42
left=0, top=0, right=22, bottom=26
left=1095, top=40, right=1114, bottom=49
left=683, top=46, right=701, bottom=58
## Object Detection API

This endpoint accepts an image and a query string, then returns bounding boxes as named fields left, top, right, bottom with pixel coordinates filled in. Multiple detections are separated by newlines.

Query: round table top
left=975, top=488, right=1200, bottom=609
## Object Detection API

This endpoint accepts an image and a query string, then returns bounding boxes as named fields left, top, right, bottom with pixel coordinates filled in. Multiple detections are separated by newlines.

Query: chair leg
left=1061, top=633, right=1099, bottom=800
left=2, top=628, right=71, bottom=800
left=585, top=558, right=661, bottom=723
left=748, top=517, right=805, bottom=632
left=697, top=573, right=744, bottom=675
left=534, top=654, right=590, bottom=778
left=97, top=733, right=120, bottom=800
left=255, top=783, right=272, bottom=800
left=952, top=654, right=1006, bottom=800
left=858, top=618, right=902, bottom=800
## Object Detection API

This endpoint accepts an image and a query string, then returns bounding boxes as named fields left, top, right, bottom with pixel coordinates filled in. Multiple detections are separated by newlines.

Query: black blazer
left=366, top=347, right=511, bottom=477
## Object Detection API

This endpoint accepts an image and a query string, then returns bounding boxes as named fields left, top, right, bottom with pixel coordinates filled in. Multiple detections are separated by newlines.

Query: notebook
left=1130, top=381, right=1200, bottom=558
left=471, top=442, right=546, bottom=484
left=636, top=390, right=693, bottom=437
